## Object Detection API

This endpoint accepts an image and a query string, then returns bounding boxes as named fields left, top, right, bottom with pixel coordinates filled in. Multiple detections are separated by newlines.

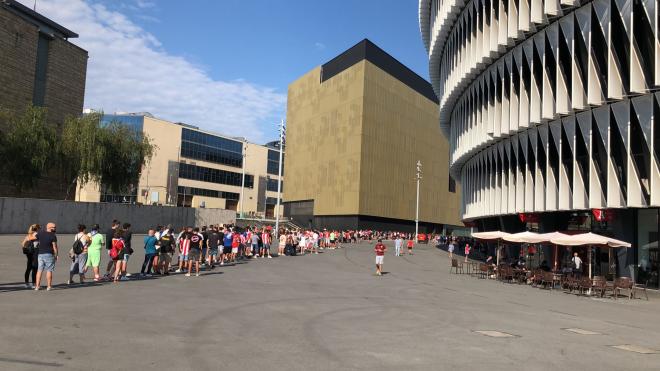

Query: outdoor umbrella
left=472, top=231, right=511, bottom=266
left=537, top=232, right=571, bottom=271
left=550, top=232, right=631, bottom=279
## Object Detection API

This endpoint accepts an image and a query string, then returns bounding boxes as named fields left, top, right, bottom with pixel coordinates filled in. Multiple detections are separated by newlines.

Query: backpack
left=160, top=234, right=172, bottom=253
left=72, top=236, right=84, bottom=255
left=110, top=239, right=123, bottom=260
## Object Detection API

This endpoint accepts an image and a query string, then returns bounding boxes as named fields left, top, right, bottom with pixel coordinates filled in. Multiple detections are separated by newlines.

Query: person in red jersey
left=374, top=239, right=386, bottom=276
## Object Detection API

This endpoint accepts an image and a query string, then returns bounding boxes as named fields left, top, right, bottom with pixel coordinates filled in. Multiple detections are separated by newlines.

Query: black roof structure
left=2, top=0, right=78, bottom=39
left=320, top=39, right=438, bottom=104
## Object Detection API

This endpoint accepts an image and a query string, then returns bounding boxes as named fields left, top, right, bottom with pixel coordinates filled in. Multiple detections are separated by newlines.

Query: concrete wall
left=0, top=198, right=235, bottom=234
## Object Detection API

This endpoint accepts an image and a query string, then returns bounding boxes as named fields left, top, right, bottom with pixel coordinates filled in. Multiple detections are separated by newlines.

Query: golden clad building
left=284, top=39, right=461, bottom=232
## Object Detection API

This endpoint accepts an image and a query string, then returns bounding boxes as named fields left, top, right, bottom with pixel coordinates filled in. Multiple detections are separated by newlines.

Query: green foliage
left=96, top=121, right=155, bottom=194
left=0, top=106, right=55, bottom=192
left=0, top=106, right=155, bottom=195
left=61, top=113, right=156, bottom=194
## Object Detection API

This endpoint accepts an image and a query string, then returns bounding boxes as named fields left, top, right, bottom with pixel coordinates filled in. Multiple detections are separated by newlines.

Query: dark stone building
left=0, top=0, right=88, bottom=198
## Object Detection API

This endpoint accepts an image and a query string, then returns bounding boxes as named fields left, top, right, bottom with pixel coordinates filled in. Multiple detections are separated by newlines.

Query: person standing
left=21, top=224, right=40, bottom=289
left=278, top=230, right=286, bottom=256
left=111, top=230, right=126, bottom=282
left=394, top=236, right=402, bottom=256
left=448, top=238, right=455, bottom=260
left=186, top=227, right=203, bottom=277
left=86, top=224, right=105, bottom=281
left=35, top=222, right=58, bottom=291
left=407, top=238, right=414, bottom=255
left=120, top=223, right=133, bottom=279
left=141, top=229, right=158, bottom=277
left=374, top=239, right=386, bottom=276
left=261, top=228, right=273, bottom=258
left=104, top=220, right=120, bottom=279
left=464, top=243, right=471, bottom=263
left=206, top=225, right=220, bottom=268
left=68, top=224, right=89, bottom=285
left=176, top=227, right=192, bottom=273
left=250, top=230, right=260, bottom=259
left=157, top=228, right=174, bottom=275
left=572, top=252, right=583, bottom=278
left=221, top=227, right=232, bottom=265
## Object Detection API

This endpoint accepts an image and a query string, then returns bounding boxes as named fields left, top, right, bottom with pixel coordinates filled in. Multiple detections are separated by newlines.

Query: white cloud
left=314, top=42, right=326, bottom=50
left=19, top=0, right=286, bottom=143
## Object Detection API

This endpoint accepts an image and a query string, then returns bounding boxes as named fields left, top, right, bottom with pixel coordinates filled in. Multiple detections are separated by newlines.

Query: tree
left=60, top=113, right=155, bottom=196
left=0, top=106, right=55, bottom=192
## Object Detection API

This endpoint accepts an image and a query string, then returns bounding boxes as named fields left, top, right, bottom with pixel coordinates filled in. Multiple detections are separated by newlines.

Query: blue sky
left=22, top=0, right=429, bottom=143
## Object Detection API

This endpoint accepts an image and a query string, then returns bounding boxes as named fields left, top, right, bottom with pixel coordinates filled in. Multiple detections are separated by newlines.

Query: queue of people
left=20, top=221, right=441, bottom=290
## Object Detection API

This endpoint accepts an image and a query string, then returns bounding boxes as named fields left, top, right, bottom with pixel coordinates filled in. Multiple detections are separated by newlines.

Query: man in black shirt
left=35, top=222, right=58, bottom=291
left=186, top=227, right=203, bottom=277
left=120, top=223, right=133, bottom=279
left=206, top=225, right=220, bottom=269
left=200, top=226, right=209, bottom=266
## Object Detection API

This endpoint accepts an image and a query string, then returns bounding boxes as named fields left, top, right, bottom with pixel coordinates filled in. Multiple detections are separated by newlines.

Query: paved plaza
left=1, top=236, right=659, bottom=371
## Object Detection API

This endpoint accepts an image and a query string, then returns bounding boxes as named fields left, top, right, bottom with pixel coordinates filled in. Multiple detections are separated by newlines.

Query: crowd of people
left=21, top=220, right=441, bottom=290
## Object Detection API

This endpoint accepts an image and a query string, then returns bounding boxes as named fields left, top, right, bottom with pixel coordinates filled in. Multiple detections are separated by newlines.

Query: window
left=267, top=149, right=283, bottom=175
left=178, top=163, right=253, bottom=188
left=177, top=186, right=239, bottom=200
left=181, top=128, right=243, bottom=168
left=32, top=34, right=50, bottom=106
left=449, top=173, right=456, bottom=193
left=266, top=178, right=283, bottom=192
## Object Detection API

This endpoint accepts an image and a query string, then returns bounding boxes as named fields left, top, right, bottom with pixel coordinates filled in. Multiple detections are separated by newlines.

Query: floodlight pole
left=239, top=140, right=247, bottom=218
left=275, top=119, right=285, bottom=237
left=415, top=160, right=422, bottom=239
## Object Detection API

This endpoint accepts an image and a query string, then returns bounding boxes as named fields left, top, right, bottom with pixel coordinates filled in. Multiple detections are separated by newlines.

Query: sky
left=19, top=0, right=429, bottom=143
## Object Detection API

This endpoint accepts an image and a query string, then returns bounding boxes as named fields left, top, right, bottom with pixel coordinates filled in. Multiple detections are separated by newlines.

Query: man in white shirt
left=572, top=252, right=583, bottom=277
left=394, top=236, right=403, bottom=256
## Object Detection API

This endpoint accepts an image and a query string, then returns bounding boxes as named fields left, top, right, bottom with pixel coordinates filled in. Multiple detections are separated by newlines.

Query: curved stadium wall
left=420, top=0, right=660, bottom=221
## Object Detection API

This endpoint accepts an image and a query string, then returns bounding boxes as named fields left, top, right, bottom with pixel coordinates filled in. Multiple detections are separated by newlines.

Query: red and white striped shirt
left=261, top=232, right=270, bottom=245
left=180, top=237, right=190, bottom=256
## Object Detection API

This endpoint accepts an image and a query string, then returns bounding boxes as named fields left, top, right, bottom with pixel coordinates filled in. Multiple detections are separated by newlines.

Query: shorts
left=37, top=254, right=55, bottom=272
left=123, top=254, right=130, bottom=261
left=188, top=249, right=201, bottom=261
left=375, top=256, right=384, bottom=265
left=261, top=243, right=270, bottom=252
left=231, top=247, right=238, bottom=254
left=180, top=253, right=189, bottom=262
left=209, top=248, right=218, bottom=256
left=159, top=253, right=172, bottom=264
left=223, top=246, right=232, bottom=254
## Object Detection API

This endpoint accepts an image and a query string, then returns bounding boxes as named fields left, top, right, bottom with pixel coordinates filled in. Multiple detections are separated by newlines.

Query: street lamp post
left=263, top=176, right=270, bottom=219
left=415, top=160, right=422, bottom=239
left=239, top=140, right=247, bottom=218
left=275, top=119, right=285, bottom=237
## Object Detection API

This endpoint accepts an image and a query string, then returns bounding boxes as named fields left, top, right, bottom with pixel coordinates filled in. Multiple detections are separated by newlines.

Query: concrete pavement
left=0, top=236, right=659, bottom=370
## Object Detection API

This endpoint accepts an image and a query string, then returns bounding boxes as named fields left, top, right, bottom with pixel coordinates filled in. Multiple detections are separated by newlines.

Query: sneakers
left=46, top=287, right=52, bottom=291
left=125, top=273, right=132, bottom=277
left=268, top=255, right=272, bottom=259
left=185, top=273, right=191, bottom=277
left=175, top=269, right=182, bottom=273
left=120, top=276, right=129, bottom=281
left=66, top=280, right=72, bottom=285
left=195, top=272, right=200, bottom=277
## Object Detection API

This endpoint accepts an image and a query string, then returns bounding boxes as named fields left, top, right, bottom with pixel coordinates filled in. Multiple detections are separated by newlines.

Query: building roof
left=2, top=0, right=78, bottom=39
left=320, top=39, right=438, bottom=104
